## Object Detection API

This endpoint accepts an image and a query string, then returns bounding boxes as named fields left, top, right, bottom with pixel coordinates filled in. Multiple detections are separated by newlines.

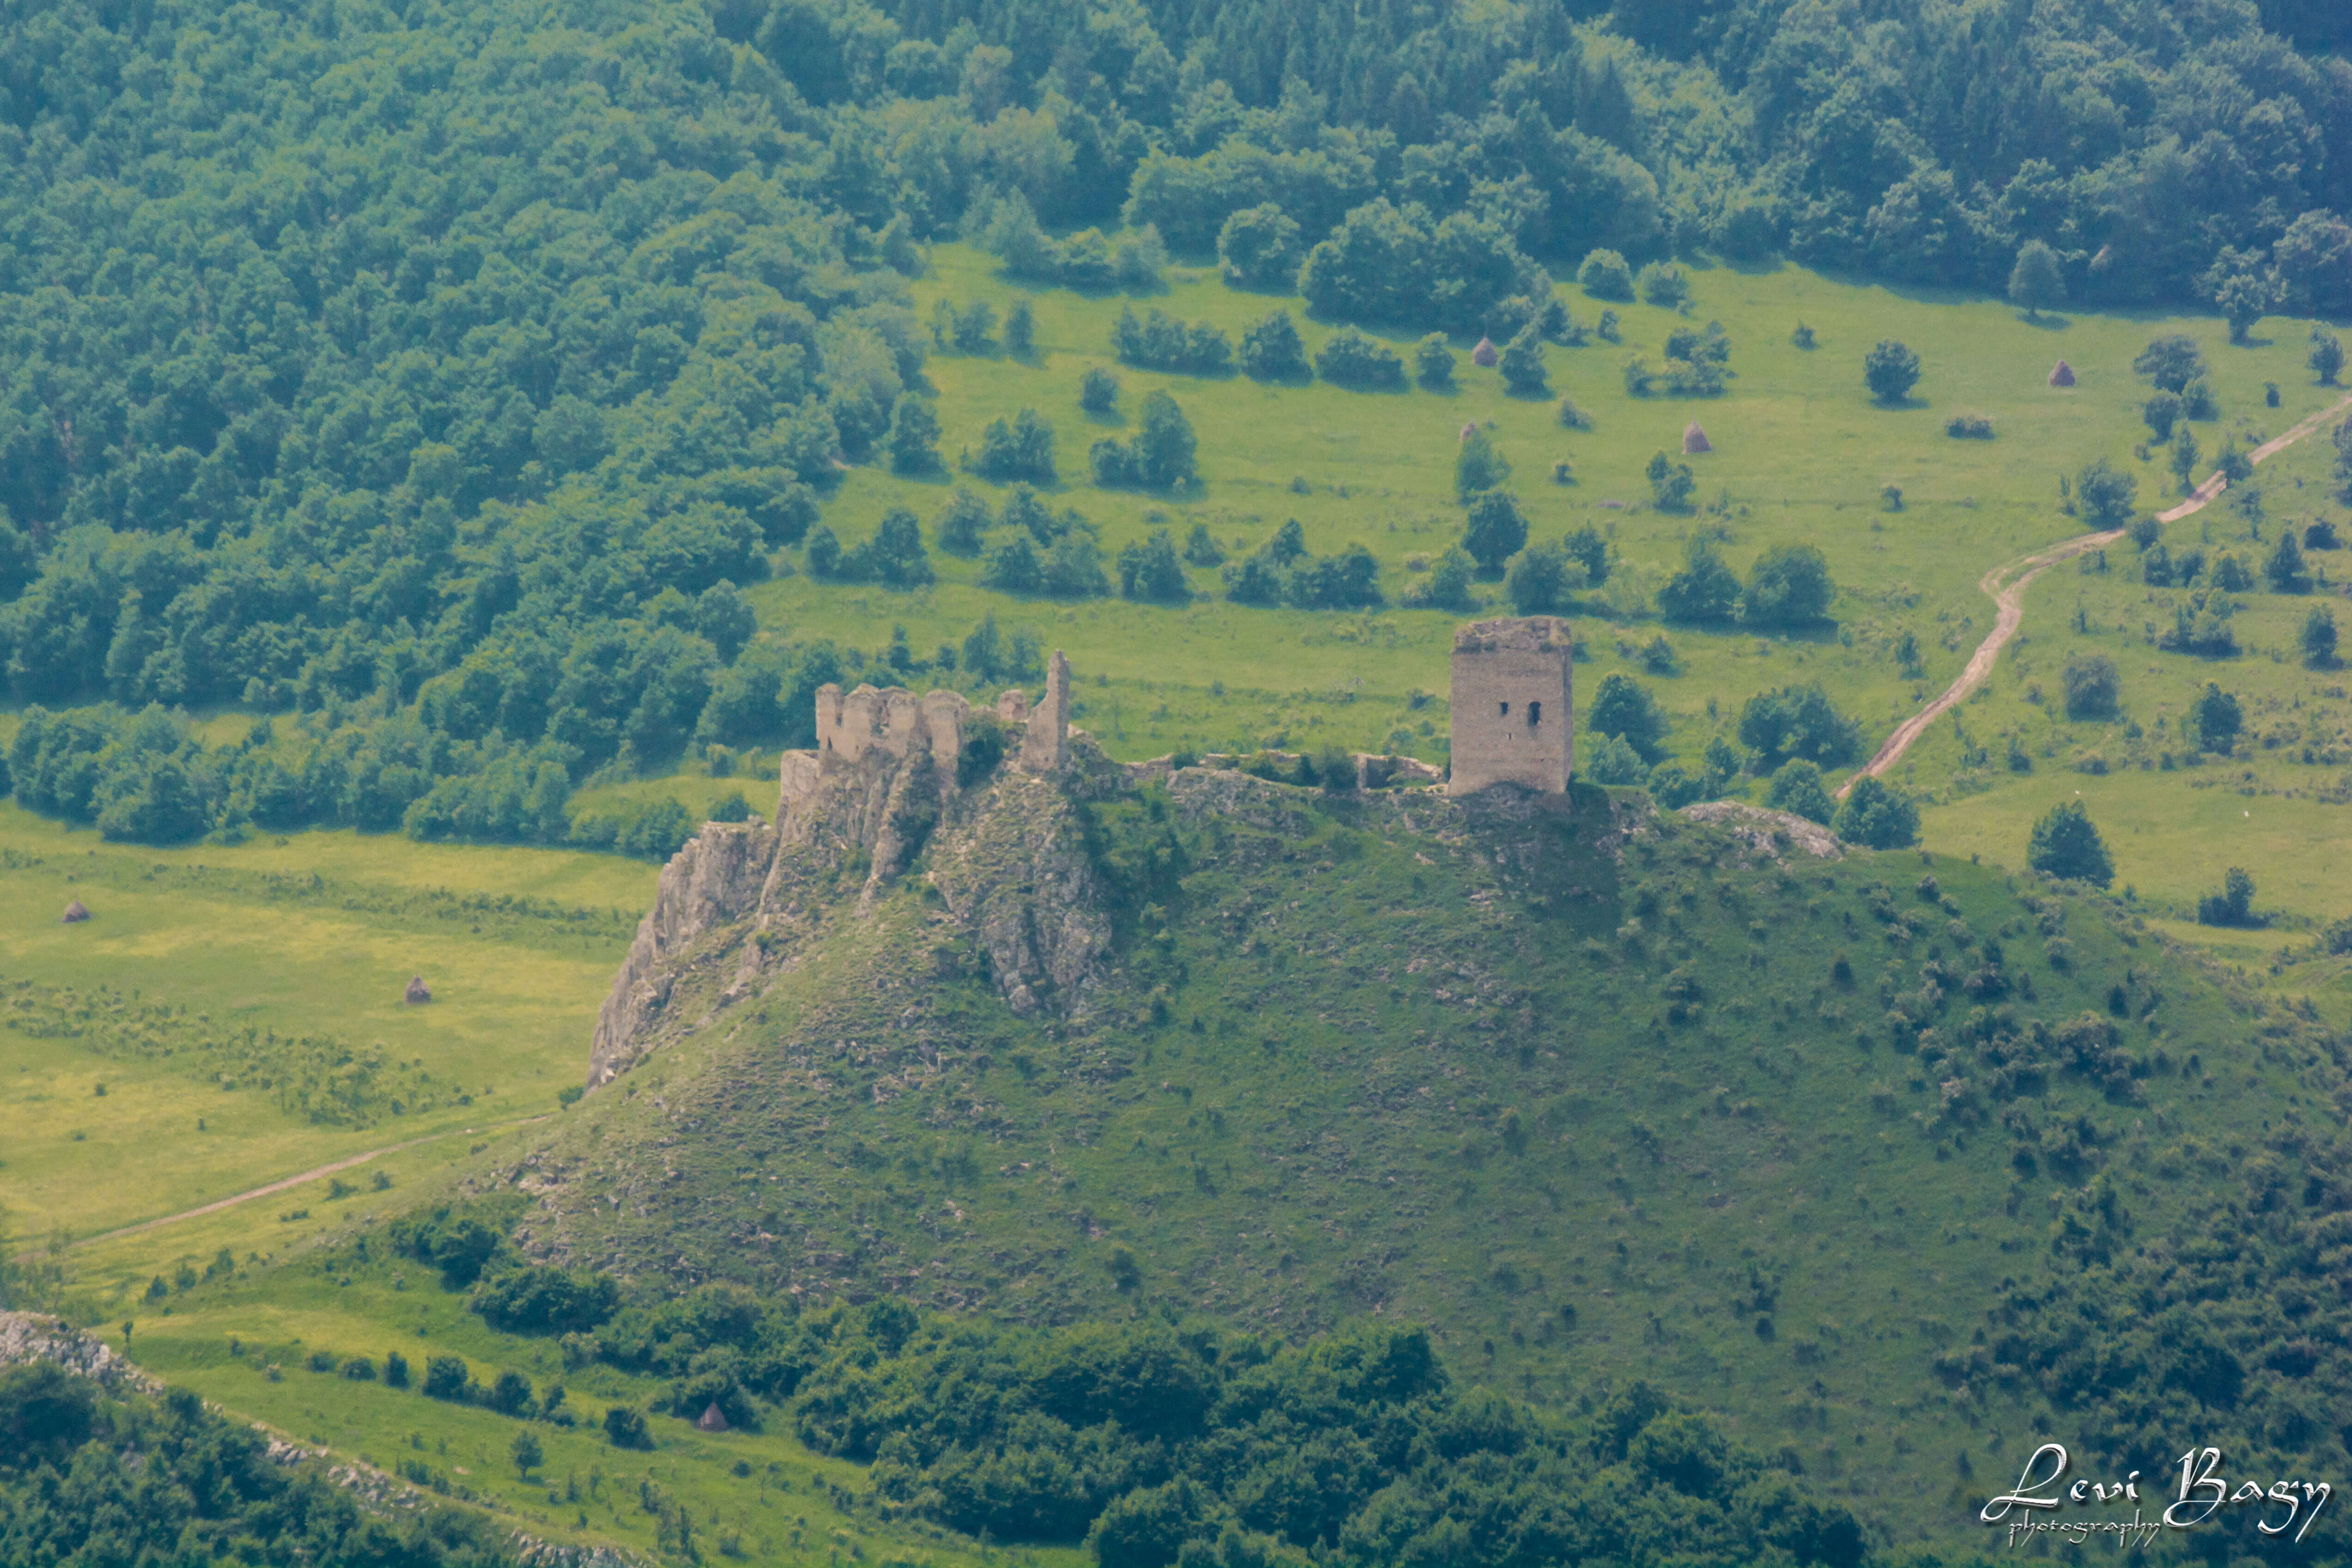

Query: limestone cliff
left=585, top=664, right=1111, bottom=1088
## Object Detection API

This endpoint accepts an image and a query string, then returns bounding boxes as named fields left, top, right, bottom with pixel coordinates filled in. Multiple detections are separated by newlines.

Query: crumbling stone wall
left=1018, top=650, right=1071, bottom=772
left=1447, top=616, right=1574, bottom=795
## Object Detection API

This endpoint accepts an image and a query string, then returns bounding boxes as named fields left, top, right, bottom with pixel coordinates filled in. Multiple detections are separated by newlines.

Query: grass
left=753, top=242, right=2349, bottom=948
left=122, top=1249, right=1079, bottom=1568
left=505, top=774, right=2327, bottom=1554
left=0, top=802, right=652, bottom=1276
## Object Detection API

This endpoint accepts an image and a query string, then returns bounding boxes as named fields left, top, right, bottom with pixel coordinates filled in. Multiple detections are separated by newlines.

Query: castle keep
left=1446, top=615, right=1573, bottom=795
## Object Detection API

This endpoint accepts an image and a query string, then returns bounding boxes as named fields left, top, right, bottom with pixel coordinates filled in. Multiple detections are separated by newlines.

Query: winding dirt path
left=1837, top=390, right=2352, bottom=799
left=67, top=1114, right=548, bottom=1251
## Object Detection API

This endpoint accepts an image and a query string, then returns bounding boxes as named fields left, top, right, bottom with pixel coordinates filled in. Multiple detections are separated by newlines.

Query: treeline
left=0, top=1363, right=520, bottom=1567
left=380, top=1209, right=1874, bottom=1568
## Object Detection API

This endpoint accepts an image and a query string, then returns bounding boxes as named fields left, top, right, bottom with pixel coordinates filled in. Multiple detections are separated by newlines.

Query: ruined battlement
left=814, top=683, right=969, bottom=775
left=1447, top=615, right=1573, bottom=796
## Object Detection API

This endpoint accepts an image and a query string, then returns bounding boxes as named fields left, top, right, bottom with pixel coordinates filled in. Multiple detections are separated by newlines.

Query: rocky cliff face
left=584, top=677, right=1117, bottom=1088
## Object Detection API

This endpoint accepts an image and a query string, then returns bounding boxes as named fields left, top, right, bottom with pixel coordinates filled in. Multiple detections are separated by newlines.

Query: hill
left=443, top=692, right=2352, bottom=1560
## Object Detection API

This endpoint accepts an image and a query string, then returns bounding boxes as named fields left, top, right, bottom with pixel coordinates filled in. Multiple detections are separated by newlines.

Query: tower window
left=1527, top=701, right=1542, bottom=726
left=1499, top=701, right=1510, bottom=717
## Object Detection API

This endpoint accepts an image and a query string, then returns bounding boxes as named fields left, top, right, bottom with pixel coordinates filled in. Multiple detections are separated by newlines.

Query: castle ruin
left=781, top=652, right=1074, bottom=812
left=1446, top=615, right=1573, bottom=795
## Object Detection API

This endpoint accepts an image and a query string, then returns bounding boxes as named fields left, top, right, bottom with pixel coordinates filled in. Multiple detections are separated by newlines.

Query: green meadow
left=760, top=243, right=2351, bottom=940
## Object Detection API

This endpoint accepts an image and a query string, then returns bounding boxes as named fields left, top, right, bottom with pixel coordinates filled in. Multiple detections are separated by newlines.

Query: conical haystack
left=1459, top=423, right=1476, bottom=441
left=1470, top=336, right=1498, bottom=367
left=697, top=1402, right=730, bottom=1433
left=61, top=899, right=90, bottom=924
left=1682, top=421, right=1712, bottom=454
left=404, top=974, right=432, bottom=1004
left=2048, top=360, right=2075, bottom=387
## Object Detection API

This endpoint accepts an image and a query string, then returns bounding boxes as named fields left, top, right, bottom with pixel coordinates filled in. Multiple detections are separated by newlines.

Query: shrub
left=604, top=1405, right=653, bottom=1450
left=1414, top=334, right=1455, bottom=388
left=471, top=1266, right=622, bottom=1334
left=1738, top=685, right=1861, bottom=769
left=1583, top=733, right=1648, bottom=785
left=2076, top=459, right=2138, bottom=531
left=1765, top=759, right=1833, bottom=824
left=1558, top=397, right=1592, bottom=430
left=1003, top=298, right=1034, bottom=356
left=383, top=1351, right=409, bottom=1389
left=1498, top=323, right=1549, bottom=395
left=1240, top=311, right=1309, bottom=381
left=1111, top=306, right=1232, bottom=376
left=1637, top=262, right=1689, bottom=307
left=1456, top=427, right=1509, bottom=499
left=423, top=1355, right=469, bottom=1400
left=1832, top=776, right=1919, bottom=848
left=2190, top=682, right=2242, bottom=751
left=1216, top=203, right=1303, bottom=291
left=1645, top=762, right=1702, bottom=808
left=936, top=487, right=993, bottom=556
left=1117, top=531, right=1191, bottom=604
left=1401, top=547, right=1479, bottom=612
left=1460, top=491, right=1528, bottom=575
left=2060, top=653, right=2119, bottom=719
left=1740, top=545, right=1836, bottom=628
left=2313, top=330, right=2346, bottom=387
left=1658, top=539, right=1739, bottom=623
left=1506, top=543, right=1574, bottom=615
left=2026, top=800, right=2113, bottom=886
left=1645, top=451, right=1696, bottom=511
left=1080, top=368, right=1120, bottom=414
left=1864, top=339, right=1921, bottom=404
left=1577, top=249, right=1634, bottom=300
left=2196, top=868, right=2258, bottom=928
left=2143, top=391, right=2183, bottom=440
left=2302, top=604, right=2339, bottom=668
left=2266, top=530, right=2310, bottom=593
left=1183, top=524, right=1224, bottom=567
left=2133, top=334, right=2206, bottom=393
left=1586, top=673, right=1669, bottom=764
left=972, top=408, right=1057, bottom=484
left=1945, top=413, right=1994, bottom=439
left=1313, top=326, right=1404, bottom=389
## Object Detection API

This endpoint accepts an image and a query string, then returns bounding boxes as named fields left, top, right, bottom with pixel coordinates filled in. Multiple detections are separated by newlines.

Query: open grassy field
left=752, top=242, right=2351, bottom=945
left=0, top=802, right=653, bottom=1286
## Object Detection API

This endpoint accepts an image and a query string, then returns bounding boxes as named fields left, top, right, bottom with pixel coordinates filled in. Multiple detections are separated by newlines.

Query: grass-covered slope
left=502, top=766, right=2352, bottom=1556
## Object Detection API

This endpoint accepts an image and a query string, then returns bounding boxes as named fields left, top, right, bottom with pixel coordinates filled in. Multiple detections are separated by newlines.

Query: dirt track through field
left=67, top=1114, right=549, bottom=1251
left=1838, top=390, right=2352, bottom=799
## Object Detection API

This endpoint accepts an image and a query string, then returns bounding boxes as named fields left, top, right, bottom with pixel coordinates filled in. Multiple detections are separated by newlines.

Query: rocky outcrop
left=0, top=1312, right=161, bottom=1393
left=588, top=820, right=782, bottom=1086
left=1679, top=801, right=1844, bottom=859
left=588, top=665, right=1115, bottom=1088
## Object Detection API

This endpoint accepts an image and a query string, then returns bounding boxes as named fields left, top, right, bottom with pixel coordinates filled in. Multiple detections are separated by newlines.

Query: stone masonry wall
left=1447, top=616, right=1574, bottom=795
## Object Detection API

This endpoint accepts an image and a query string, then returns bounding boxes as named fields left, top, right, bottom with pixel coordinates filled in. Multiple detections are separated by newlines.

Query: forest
left=0, top=0, right=2348, bottom=849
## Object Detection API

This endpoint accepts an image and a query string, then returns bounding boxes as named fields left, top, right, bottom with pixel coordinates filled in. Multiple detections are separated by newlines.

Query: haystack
left=697, top=1402, right=730, bottom=1433
left=404, top=975, right=432, bottom=1004
left=1470, top=336, right=1498, bottom=367
left=1682, top=421, right=1712, bottom=454
left=2048, top=360, right=2075, bottom=387
left=61, top=899, right=90, bottom=924
left=1459, top=423, right=1476, bottom=441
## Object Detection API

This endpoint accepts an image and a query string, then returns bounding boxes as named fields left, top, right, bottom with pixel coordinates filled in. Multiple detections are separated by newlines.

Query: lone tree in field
left=2213, top=267, right=2280, bottom=345
left=1460, top=490, right=1528, bottom=576
left=2027, top=800, right=2113, bottom=886
left=2133, top=334, right=2206, bottom=393
left=2060, top=652, right=2119, bottom=719
left=511, top=1428, right=542, bottom=1479
left=2303, top=604, right=2339, bottom=668
left=2008, top=241, right=2066, bottom=320
left=1864, top=340, right=1921, bottom=404
left=2076, top=459, right=2138, bottom=531
left=2311, top=328, right=2345, bottom=387
left=2197, top=867, right=2258, bottom=928
left=1456, top=425, right=1508, bottom=499
left=886, top=393, right=940, bottom=475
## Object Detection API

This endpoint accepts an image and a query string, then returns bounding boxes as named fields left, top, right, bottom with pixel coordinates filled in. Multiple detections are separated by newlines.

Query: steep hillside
left=470, top=697, right=2352, bottom=1557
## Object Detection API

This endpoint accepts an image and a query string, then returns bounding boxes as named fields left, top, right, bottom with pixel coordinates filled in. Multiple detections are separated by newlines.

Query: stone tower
left=1447, top=616, right=1573, bottom=795
left=1018, top=650, right=1072, bottom=772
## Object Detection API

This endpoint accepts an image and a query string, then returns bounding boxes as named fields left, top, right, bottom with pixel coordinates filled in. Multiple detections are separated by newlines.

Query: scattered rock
left=1679, top=801, right=1843, bottom=859
left=61, top=899, right=90, bottom=924
left=404, top=975, right=432, bottom=1004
